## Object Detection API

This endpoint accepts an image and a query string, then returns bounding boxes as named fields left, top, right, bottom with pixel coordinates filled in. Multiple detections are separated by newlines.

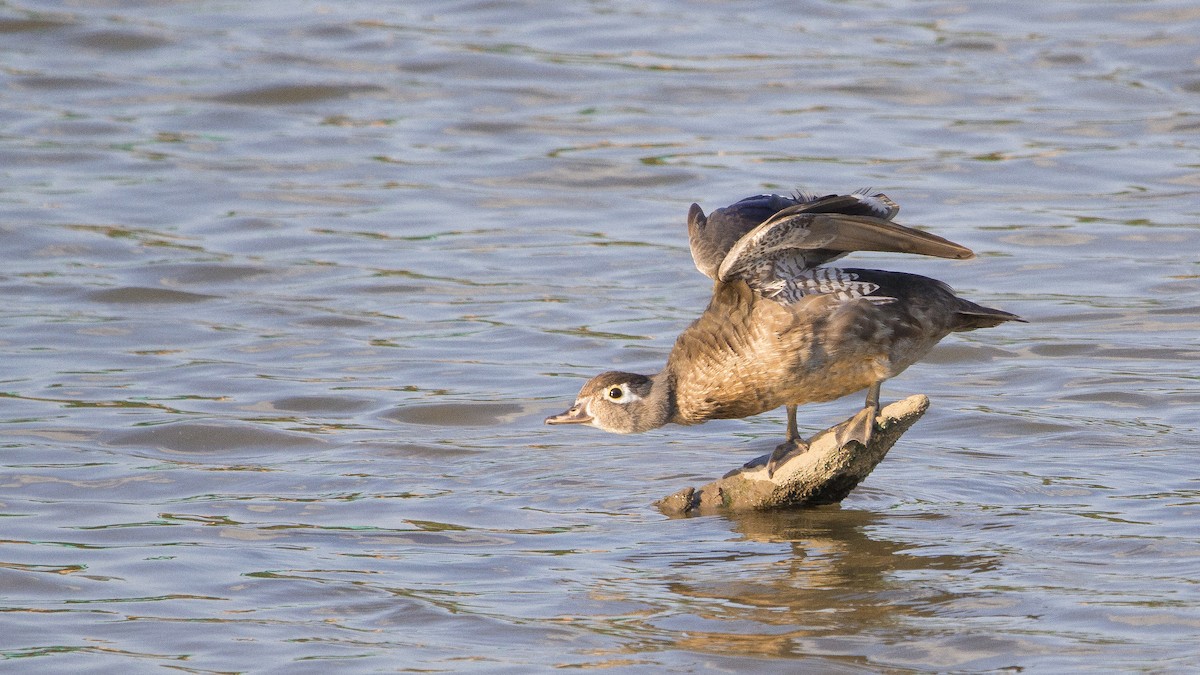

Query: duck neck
left=643, top=370, right=677, bottom=430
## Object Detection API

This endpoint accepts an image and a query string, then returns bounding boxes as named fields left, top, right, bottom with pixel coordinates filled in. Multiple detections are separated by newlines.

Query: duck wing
left=717, top=210, right=973, bottom=283
left=688, top=194, right=795, bottom=279
left=777, top=190, right=900, bottom=220
left=687, top=191, right=904, bottom=280
left=710, top=195, right=974, bottom=300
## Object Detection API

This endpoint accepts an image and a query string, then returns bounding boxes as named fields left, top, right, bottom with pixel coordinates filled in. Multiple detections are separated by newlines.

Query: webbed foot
left=766, top=438, right=810, bottom=478
left=834, top=406, right=878, bottom=449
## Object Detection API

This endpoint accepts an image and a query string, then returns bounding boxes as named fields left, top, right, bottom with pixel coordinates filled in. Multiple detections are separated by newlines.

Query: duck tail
left=953, top=303, right=1026, bottom=331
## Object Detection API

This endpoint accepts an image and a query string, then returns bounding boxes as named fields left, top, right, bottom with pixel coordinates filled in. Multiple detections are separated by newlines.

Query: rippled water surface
left=3, top=0, right=1199, bottom=671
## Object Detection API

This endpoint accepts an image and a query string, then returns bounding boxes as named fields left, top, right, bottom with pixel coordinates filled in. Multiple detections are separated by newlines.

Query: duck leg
left=836, top=380, right=882, bottom=448
left=785, top=403, right=799, bottom=441
left=766, top=404, right=809, bottom=478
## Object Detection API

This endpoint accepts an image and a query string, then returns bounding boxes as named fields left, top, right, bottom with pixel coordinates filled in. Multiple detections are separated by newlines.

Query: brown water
left=2, top=0, right=1199, bottom=671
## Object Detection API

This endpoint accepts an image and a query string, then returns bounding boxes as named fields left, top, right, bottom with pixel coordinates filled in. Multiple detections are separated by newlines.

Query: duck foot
left=762, top=406, right=875, bottom=478
left=766, top=438, right=809, bottom=478
left=833, top=405, right=877, bottom=449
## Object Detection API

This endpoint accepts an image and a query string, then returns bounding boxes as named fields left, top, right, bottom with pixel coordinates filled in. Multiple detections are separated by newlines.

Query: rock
left=656, top=395, right=929, bottom=515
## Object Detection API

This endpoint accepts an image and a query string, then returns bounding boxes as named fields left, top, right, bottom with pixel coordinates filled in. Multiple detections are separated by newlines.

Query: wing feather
left=717, top=212, right=974, bottom=283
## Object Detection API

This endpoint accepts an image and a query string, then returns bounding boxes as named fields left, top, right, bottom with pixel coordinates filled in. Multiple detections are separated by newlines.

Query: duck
left=546, top=190, right=1023, bottom=476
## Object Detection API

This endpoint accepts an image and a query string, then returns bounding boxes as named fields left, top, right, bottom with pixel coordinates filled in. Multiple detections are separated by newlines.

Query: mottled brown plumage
left=663, top=269, right=1013, bottom=426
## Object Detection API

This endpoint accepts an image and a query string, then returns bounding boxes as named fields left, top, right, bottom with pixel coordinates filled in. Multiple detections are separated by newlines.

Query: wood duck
left=546, top=190, right=1023, bottom=476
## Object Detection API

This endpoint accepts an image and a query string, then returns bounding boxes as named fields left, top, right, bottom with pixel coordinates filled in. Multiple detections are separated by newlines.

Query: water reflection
left=627, top=509, right=1001, bottom=663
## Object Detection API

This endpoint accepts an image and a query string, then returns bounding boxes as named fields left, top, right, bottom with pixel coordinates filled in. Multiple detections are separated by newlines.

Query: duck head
left=545, top=371, right=669, bottom=434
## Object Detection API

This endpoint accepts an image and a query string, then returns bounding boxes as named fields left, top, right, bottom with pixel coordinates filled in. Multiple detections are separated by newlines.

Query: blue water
left=2, top=0, right=1199, bottom=671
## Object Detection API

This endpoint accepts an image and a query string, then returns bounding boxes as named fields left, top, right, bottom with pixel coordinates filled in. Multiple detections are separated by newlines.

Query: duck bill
left=545, top=403, right=592, bottom=426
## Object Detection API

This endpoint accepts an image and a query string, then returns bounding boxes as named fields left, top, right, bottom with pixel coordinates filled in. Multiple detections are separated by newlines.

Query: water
left=2, top=0, right=1199, bottom=671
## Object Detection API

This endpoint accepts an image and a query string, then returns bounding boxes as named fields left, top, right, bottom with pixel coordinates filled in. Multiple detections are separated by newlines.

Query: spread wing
left=709, top=192, right=973, bottom=305
left=688, top=190, right=906, bottom=280
left=688, top=194, right=795, bottom=279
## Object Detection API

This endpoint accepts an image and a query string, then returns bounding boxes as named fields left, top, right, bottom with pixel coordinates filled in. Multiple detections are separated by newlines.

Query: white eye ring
left=604, top=384, right=641, bottom=404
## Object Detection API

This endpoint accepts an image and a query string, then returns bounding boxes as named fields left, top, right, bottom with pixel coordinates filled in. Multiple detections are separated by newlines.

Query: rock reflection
left=647, top=509, right=998, bottom=661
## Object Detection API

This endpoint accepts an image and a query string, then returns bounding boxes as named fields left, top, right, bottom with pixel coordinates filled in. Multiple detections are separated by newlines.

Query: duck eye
left=607, top=387, right=623, bottom=400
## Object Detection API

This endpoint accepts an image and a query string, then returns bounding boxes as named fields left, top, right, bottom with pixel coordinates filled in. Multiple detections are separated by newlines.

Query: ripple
left=385, top=402, right=526, bottom=427
left=366, top=441, right=483, bottom=458
left=206, top=83, right=386, bottom=106
left=1000, top=231, right=1098, bottom=247
left=1058, top=391, right=1160, bottom=409
left=259, top=395, right=376, bottom=414
left=105, top=422, right=325, bottom=455
left=88, top=287, right=218, bottom=304
left=0, top=17, right=74, bottom=34
left=480, top=159, right=696, bottom=190
left=13, top=75, right=118, bottom=90
left=76, top=30, right=172, bottom=51
left=153, top=264, right=272, bottom=285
